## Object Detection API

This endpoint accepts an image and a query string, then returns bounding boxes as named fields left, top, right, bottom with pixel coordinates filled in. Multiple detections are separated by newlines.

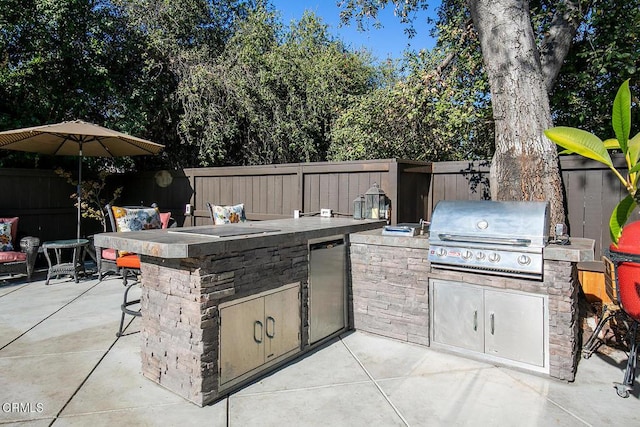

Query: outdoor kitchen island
left=93, top=217, right=384, bottom=406
left=350, top=229, right=595, bottom=382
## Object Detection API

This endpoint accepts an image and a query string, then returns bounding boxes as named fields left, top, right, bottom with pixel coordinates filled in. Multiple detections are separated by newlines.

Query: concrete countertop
left=543, top=237, right=595, bottom=262
left=350, top=229, right=595, bottom=262
left=93, top=217, right=385, bottom=259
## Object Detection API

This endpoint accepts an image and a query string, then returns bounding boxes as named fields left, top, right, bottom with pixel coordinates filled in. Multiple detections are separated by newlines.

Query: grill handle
left=437, top=233, right=531, bottom=247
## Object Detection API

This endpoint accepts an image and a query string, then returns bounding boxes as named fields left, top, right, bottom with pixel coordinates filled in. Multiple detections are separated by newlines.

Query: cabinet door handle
left=266, top=316, right=276, bottom=338
left=253, top=320, right=263, bottom=343
left=473, top=310, right=478, bottom=331
left=490, top=313, right=495, bottom=335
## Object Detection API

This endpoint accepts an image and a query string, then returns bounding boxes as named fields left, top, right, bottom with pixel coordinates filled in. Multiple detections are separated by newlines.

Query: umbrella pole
left=77, top=150, right=82, bottom=240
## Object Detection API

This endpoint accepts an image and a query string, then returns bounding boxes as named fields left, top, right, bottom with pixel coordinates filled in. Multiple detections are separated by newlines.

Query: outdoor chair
left=0, top=217, right=40, bottom=281
left=97, top=204, right=173, bottom=282
left=206, top=202, right=247, bottom=225
left=95, top=204, right=172, bottom=337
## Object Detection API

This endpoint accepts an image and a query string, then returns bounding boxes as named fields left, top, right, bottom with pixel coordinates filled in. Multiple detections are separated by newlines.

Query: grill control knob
left=476, top=252, right=486, bottom=261
left=517, top=255, right=531, bottom=265
left=488, top=252, right=501, bottom=263
left=462, top=250, right=473, bottom=260
left=436, top=247, right=447, bottom=257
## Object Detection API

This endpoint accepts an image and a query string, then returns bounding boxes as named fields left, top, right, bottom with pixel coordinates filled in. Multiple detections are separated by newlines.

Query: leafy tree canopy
left=0, top=0, right=180, bottom=172
left=175, top=5, right=379, bottom=166
left=0, top=0, right=636, bottom=173
left=332, top=0, right=638, bottom=162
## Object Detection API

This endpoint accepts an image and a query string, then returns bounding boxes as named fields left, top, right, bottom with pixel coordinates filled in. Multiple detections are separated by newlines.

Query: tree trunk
left=468, top=0, right=566, bottom=228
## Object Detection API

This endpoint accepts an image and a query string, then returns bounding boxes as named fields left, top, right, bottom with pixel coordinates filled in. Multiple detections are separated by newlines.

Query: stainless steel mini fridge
left=308, top=235, right=347, bottom=344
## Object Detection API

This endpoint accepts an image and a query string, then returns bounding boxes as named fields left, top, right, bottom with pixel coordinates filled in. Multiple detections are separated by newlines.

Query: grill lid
left=429, top=200, right=550, bottom=248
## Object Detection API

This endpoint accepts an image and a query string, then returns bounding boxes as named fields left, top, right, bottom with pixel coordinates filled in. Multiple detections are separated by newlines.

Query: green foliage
left=545, top=80, right=640, bottom=244
left=338, top=0, right=431, bottom=34
left=114, top=0, right=249, bottom=56
left=542, top=0, right=640, bottom=138
left=0, top=0, right=180, bottom=170
left=330, top=0, right=493, bottom=162
left=329, top=85, right=425, bottom=161
left=1, top=0, right=637, bottom=172
left=338, top=0, right=638, bottom=166
left=176, top=6, right=377, bottom=166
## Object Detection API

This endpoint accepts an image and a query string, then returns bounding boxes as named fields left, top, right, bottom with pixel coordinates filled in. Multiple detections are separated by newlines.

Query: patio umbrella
left=0, top=120, right=165, bottom=239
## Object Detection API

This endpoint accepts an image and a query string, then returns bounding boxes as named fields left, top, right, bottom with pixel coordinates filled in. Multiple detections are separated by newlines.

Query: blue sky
left=270, top=1, right=439, bottom=61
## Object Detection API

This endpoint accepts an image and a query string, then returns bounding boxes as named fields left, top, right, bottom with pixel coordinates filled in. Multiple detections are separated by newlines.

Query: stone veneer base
left=350, top=238, right=580, bottom=382
left=139, top=241, right=309, bottom=406
left=109, top=217, right=590, bottom=406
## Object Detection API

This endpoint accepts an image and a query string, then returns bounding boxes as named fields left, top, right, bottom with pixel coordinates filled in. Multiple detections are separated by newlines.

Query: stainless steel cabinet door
left=308, top=238, right=346, bottom=343
left=264, top=286, right=301, bottom=361
left=484, top=290, right=545, bottom=366
left=431, top=280, right=484, bottom=352
left=219, top=297, right=265, bottom=385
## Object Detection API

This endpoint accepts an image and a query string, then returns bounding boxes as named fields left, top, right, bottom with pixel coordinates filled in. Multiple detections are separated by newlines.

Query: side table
left=42, top=239, right=90, bottom=286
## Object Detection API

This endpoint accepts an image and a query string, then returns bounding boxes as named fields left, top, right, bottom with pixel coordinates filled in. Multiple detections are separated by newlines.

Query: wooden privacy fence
left=0, top=168, right=81, bottom=243
left=0, top=155, right=630, bottom=257
left=0, top=159, right=432, bottom=243
left=181, top=159, right=431, bottom=226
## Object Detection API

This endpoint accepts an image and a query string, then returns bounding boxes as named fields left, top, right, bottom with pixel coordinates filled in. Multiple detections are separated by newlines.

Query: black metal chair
left=97, top=204, right=174, bottom=283
left=97, top=204, right=171, bottom=336
left=116, top=255, right=142, bottom=337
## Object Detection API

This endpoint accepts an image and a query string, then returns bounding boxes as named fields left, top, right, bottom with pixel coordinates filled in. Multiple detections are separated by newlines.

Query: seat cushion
left=0, top=222, right=14, bottom=251
left=0, top=251, right=26, bottom=263
left=159, top=212, right=171, bottom=229
left=101, top=248, right=117, bottom=260
left=116, top=254, right=141, bottom=269
left=111, top=206, right=162, bottom=232
left=210, top=203, right=246, bottom=225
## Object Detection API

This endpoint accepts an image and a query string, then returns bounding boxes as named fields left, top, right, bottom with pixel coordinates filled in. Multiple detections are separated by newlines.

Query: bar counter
left=94, top=217, right=384, bottom=258
left=93, top=217, right=384, bottom=406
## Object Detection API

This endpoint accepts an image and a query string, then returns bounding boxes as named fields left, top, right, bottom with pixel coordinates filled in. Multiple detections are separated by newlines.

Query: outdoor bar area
left=94, top=217, right=385, bottom=406
left=95, top=198, right=596, bottom=406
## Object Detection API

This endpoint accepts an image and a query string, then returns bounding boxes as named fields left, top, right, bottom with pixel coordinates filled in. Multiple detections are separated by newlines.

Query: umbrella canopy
left=0, top=120, right=164, bottom=157
left=0, top=120, right=165, bottom=239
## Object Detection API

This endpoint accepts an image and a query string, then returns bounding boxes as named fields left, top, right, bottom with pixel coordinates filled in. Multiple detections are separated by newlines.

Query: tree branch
left=539, top=0, right=591, bottom=93
left=422, top=18, right=473, bottom=83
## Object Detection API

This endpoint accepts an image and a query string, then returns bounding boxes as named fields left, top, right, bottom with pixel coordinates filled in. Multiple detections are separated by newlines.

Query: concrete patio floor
left=1, top=271, right=639, bottom=426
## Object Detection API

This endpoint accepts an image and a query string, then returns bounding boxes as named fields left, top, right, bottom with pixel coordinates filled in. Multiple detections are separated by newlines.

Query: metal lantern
left=364, top=183, right=387, bottom=220
left=353, top=194, right=365, bottom=220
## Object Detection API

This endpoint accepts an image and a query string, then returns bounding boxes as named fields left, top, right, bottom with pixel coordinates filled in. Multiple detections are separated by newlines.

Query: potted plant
left=545, top=79, right=640, bottom=245
left=547, top=80, right=640, bottom=398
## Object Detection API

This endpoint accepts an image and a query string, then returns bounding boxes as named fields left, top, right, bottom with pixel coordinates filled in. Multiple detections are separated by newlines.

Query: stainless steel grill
left=428, top=200, right=550, bottom=279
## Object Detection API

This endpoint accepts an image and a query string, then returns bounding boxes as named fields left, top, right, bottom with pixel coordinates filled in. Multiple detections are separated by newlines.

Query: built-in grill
left=428, top=200, right=550, bottom=279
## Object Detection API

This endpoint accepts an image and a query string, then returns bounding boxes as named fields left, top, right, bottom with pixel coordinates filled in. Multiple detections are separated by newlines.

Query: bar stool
left=116, top=254, right=141, bottom=337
